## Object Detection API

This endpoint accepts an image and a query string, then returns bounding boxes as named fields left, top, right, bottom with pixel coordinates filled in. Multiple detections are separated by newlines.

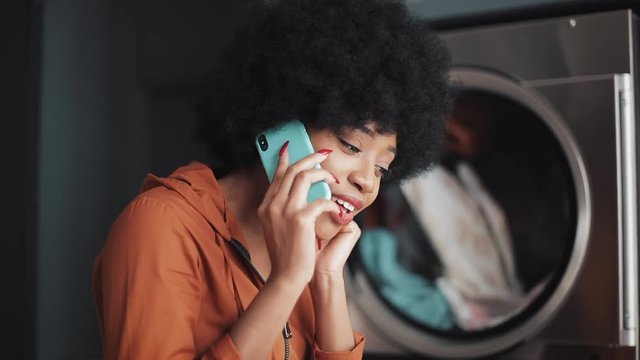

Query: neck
left=219, top=162, right=269, bottom=240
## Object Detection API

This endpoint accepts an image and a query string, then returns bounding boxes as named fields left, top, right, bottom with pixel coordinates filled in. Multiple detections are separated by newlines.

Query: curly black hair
left=198, top=0, right=453, bottom=183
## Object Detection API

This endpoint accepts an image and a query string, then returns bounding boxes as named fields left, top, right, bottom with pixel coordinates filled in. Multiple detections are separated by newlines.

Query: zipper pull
left=283, top=322, right=293, bottom=339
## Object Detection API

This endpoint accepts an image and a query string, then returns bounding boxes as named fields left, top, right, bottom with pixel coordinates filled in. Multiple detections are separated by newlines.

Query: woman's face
left=308, top=123, right=397, bottom=242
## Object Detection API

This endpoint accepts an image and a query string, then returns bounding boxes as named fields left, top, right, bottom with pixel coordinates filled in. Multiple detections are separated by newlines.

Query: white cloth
left=400, top=162, right=524, bottom=330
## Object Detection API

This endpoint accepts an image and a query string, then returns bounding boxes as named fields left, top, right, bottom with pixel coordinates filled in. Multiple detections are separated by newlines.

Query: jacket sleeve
left=312, top=332, right=366, bottom=360
left=93, top=196, right=241, bottom=360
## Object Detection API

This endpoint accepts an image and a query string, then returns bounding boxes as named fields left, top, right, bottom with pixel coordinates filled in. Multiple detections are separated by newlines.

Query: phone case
left=255, top=120, right=331, bottom=204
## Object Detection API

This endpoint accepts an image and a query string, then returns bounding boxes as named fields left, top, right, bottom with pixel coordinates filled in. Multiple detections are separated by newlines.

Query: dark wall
left=0, top=0, right=40, bottom=359
left=37, top=0, right=249, bottom=358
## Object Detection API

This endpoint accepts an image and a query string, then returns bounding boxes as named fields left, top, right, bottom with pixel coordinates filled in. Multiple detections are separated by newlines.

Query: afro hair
left=198, top=0, right=453, bottom=183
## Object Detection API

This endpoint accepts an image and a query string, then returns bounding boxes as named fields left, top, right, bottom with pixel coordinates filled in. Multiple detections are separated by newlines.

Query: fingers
left=258, top=141, right=290, bottom=242
left=273, top=141, right=290, bottom=184
left=298, top=199, right=340, bottom=222
left=264, top=141, right=290, bottom=197
left=259, top=143, right=333, bottom=227
left=316, top=221, right=361, bottom=264
left=286, top=169, right=336, bottom=209
left=259, top=143, right=336, bottom=236
left=272, top=151, right=332, bottom=206
left=341, top=220, right=361, bottom=234
left=324, top=221, right=361, bottom=248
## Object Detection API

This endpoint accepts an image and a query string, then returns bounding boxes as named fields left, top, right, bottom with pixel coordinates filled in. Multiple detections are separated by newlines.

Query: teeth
left=331, top=196, right=356, bottom=212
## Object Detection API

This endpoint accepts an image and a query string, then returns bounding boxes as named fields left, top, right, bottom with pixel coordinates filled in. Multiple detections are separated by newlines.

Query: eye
left=339, top=138, right=361, bottom=154
left=376, top=166, right=391, bottom=179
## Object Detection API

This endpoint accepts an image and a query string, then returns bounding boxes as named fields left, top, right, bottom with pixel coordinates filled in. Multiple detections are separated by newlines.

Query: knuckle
left=291, top=212, right=307, bottom=227
left=257, top=204, right=268, bottom=218
left=289, top=158, right=314, bottom=175
left=296, top=170, right=312, bottom=183
left=268, top=205, right=279, bottom=219
left=286, top=161, right=303, bottom=173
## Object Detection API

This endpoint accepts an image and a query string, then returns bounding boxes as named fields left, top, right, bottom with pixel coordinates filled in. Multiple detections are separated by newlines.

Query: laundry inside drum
left=354, top=90, right=577, bottom=337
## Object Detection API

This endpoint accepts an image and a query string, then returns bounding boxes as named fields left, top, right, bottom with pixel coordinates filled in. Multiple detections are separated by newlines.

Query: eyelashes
left=376, top=166, right=391, bottom=178
left=339, top=138, right=360, bottom=153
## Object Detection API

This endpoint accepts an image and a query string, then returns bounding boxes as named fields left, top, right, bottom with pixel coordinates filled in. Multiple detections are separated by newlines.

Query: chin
left=315, top=212, right=343, bottom=242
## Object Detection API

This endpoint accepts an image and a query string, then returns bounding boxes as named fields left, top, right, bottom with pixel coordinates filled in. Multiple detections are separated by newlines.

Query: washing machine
left=346, top=10, right=639, bottom=360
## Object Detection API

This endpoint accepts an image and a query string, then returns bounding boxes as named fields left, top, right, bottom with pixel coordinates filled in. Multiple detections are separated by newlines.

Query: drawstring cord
left=228, top=238, right=292, bottom=360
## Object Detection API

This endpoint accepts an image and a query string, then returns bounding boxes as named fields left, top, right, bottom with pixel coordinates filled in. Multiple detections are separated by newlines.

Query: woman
left=92, top=0, right=452, bottom=359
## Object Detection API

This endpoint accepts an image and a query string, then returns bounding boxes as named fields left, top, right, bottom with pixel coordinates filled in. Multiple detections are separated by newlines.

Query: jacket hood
left=139, top=161, right=233, bottom=241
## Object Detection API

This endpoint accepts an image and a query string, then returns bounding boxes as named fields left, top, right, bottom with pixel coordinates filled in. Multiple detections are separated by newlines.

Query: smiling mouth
left=332, top=196, right=356, bottom=213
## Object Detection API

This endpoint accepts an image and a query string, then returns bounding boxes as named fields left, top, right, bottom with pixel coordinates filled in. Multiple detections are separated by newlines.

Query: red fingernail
left=317, top=149, right=333, bottom=155
left=317, top=238, right=322, bottom=250
left=279, top=141, right=290, bottom=157
left=330, top=173, right=340, bottom=184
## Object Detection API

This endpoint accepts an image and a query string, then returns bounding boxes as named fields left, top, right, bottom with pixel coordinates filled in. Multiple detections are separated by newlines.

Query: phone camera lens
left=258, top=134, right=269, bottom=151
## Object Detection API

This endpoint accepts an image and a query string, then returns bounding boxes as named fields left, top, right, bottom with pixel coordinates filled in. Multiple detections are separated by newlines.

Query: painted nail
left=330, top=173, right=340, bottom=184
left=317, top=238, right=322, bottom=250
left=317, top=149, right=333, bottom=155
left=279, top=141, right=290, bottom=157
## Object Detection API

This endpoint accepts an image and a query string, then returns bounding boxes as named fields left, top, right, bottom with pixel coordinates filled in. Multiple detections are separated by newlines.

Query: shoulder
left=102, top=188, right=202, bottom=260
left=120, top=187, right=191, bottom=229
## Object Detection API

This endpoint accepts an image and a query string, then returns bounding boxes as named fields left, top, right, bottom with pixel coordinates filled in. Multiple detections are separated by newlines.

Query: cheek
left=320, top=152, right=349, bottom=176
left=309, top=131, right=335, bottom=152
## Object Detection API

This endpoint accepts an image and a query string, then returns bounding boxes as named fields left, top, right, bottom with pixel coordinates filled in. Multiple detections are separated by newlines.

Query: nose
left=348, top=165, right=376, bottom=194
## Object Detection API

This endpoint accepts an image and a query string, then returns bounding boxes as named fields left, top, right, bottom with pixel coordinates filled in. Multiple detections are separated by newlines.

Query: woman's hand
left=314, top=221, right=361, bottom=275
left=310, top=221, right=361, bottom=352
left=257, top=143, right=340, bottom=287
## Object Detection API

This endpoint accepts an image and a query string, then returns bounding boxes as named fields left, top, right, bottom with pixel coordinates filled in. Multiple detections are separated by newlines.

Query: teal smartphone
left=256, top=120, right=332, bottom=204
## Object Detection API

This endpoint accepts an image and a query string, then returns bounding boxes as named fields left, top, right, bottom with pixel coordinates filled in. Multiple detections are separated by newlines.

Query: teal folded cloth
left=359, top=228, right=455, bottom=330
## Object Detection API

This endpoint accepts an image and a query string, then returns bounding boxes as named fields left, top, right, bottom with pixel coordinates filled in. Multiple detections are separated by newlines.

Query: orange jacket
left=93, top=161, right=365, bottom=360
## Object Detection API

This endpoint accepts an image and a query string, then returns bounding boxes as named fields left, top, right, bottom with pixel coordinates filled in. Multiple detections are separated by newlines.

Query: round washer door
left=346, top=68, right=592, bottom=359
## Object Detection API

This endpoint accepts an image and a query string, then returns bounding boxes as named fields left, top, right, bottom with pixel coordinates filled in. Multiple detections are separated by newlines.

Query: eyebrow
left=357, top=126, right=397, bottom=155
left=359, top=125, right=374, bottom=136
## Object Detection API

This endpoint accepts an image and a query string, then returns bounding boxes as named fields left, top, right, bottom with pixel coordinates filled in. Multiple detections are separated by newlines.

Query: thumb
left=322, top=221, right=361, bottom=252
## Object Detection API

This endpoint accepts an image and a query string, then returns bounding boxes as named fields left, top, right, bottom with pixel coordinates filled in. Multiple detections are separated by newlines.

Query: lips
left=330, top=194, right=363, bottom=225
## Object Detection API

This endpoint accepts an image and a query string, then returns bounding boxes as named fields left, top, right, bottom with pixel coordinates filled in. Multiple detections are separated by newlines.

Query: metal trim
left=615, top=73, right=638, bottom=346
